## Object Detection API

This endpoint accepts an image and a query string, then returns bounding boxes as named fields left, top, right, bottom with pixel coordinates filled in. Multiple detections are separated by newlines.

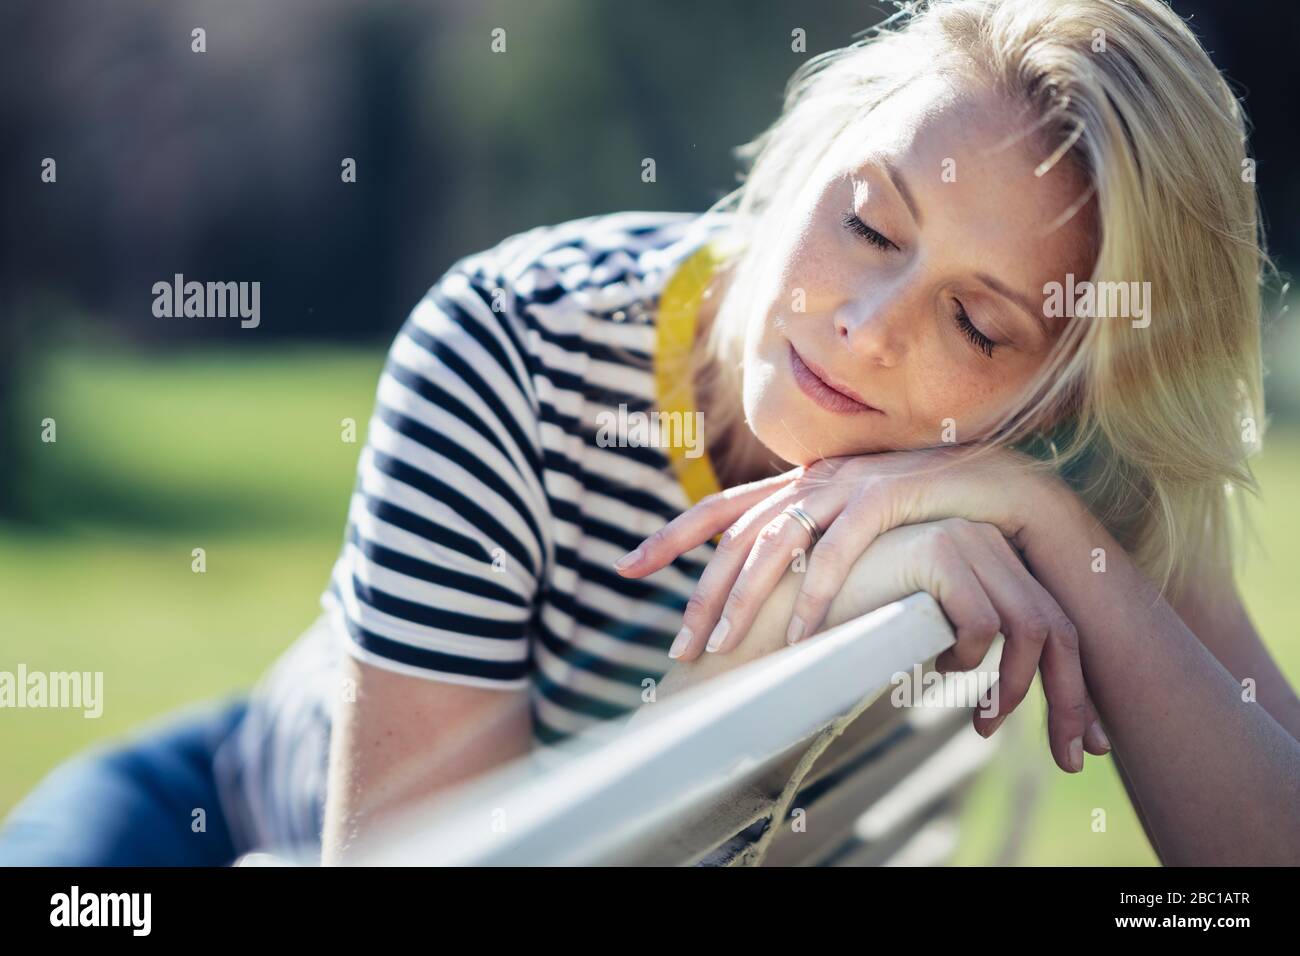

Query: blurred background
left=1, top=0, right=1297, bottom=865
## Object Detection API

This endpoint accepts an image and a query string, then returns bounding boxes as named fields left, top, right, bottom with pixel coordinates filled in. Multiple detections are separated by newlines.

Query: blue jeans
left=0, top=696, right=250, bottom=866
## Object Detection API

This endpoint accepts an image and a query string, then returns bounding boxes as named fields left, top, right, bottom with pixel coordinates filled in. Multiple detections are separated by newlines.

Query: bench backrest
left=353, top=592, right=1003, bottom=867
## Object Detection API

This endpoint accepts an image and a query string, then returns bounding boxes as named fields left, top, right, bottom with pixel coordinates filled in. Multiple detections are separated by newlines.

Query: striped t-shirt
left=214, top=209, right=742, bottom=854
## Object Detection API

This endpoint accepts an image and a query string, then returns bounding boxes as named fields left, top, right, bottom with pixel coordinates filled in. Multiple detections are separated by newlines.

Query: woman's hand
left=616, top=447, right=1108, bottom=772
left=617, top=447, right=1057, bottom=647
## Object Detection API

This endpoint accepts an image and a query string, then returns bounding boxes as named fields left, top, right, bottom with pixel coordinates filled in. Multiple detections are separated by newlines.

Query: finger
left=959, top=525, right=1090, bottom=772
left=947, top=523, right=1050, bottom=740
left=787, top=486, right=895, bottom=645
left=1082, top=692, right=1111, bottom=755
left=668, top=488, right=802, bottom=660
left=615, top=469, right=797, bottom=577
left=915, top=525, right=1001, bottom=673
left=705, top=510, right=812, bottom=655
left=1036, top=611, right=1090, bottom=773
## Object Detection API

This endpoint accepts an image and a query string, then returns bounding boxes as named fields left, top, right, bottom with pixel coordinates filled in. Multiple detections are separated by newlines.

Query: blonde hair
left=697, top=0, right=1267, bottom=601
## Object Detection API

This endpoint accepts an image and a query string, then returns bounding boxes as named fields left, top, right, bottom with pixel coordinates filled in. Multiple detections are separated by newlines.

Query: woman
left=3, top=0, right=1297, bottom=866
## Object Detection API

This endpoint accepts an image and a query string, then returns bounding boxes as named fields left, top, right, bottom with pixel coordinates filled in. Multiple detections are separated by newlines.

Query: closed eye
left=840, top=211, right=897, bottom=252
left=954, top=300, right=998, bottom=358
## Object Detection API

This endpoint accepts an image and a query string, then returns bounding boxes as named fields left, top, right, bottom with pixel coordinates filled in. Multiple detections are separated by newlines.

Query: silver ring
left=784, top=505, right=821, bottom=545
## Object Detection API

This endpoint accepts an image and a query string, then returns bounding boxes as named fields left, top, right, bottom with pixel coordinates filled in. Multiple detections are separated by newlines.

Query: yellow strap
left=653, top=241, right=726, bottom=507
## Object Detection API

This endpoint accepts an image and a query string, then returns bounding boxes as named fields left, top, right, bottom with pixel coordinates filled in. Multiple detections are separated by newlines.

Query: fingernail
left=613, top=547, right=644, bottom=572
left=1068, top=736, right=1084, bottom=772
left=1085, top=720, right=1111, bottom=753
left=705, top=618, right=730, bottom=653
left=786, top=615, right=804, bottom=645
left=668, top=627, right=692, bottom=659
left=983, top=713, right=1007, bottom=738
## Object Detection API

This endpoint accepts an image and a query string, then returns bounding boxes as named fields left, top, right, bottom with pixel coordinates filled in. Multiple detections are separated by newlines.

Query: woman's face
left=741, top=73, right=1097, bottom=464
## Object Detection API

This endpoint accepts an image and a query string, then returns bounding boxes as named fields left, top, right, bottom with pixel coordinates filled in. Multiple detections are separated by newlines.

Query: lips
left=788, top=342, right=881, bottom=416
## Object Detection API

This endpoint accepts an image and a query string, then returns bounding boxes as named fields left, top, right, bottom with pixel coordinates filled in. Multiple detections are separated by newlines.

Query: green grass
left=0, top=346, right=385, bottom=813
left=2, top=345, right=1298, bottom=865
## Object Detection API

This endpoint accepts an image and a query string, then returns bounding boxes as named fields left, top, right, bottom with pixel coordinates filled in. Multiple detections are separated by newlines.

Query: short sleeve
left=323, top=250, right=551, bottom=689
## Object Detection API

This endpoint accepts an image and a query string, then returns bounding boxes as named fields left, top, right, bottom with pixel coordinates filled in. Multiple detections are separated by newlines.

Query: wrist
left=1014, top=466, right=1081, bottom=555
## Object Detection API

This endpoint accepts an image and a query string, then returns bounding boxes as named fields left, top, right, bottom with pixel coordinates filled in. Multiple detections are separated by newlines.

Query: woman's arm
left=619, top=448, right=1300, bottom=864
left=321, top=656, right=533, bottom=865
left=1014, top=481, right=1300, bottom=865
left=1168, top=563, right=1300, bottom=741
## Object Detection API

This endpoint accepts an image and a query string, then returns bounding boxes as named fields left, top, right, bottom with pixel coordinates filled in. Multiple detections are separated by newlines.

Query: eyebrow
left=975, top=272, right=1050, bottom=336
left=884, top=161, right=922, bottom=228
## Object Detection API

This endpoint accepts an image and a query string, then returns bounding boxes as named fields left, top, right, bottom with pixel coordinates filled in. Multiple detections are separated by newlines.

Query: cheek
left=904, top=351, right=1032, bottom=440
left=787, top=225, right=861, bottom=309
left=758, top=208, right=858, bottom=333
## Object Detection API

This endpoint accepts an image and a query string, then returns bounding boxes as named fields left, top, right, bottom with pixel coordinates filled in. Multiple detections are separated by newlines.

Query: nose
left=832, top=282, right=911, bottom=368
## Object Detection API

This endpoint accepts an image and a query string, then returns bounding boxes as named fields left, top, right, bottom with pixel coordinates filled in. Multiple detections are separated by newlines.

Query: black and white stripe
left=215, top=210, right=735, bottom=853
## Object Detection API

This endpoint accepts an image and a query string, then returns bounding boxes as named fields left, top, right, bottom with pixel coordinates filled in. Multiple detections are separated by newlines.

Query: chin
left=739, top=381, right=801, bottom=465
left=751, top=422, right=816, bottom=467
left=742, top=386, right=859, bottom=466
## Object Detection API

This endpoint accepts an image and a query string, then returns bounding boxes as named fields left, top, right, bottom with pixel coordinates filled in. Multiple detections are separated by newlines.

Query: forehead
left=839, top=72, right=1038, bottom=175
